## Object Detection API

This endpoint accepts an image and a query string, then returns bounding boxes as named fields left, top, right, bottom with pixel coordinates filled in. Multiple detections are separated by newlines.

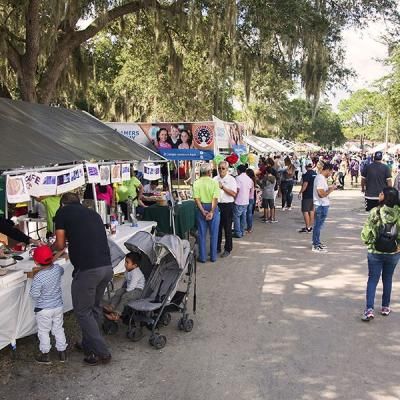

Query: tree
left=338, top=89, right=386, bottom=148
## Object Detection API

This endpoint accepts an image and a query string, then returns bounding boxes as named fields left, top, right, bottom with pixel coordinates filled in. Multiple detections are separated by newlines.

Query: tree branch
left=38, top=0, right=176, bottom=103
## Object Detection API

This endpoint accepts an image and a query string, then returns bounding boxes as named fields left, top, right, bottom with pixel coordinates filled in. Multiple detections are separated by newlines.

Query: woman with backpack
left=361, top=187, right=400, bottom=321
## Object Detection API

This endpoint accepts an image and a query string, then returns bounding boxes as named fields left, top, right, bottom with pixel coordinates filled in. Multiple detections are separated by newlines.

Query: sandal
left=103, top=305, right=114, bottom=313
left=105, top=312, right=120, bottom=321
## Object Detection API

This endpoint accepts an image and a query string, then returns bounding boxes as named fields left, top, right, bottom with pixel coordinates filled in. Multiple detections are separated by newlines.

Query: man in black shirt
left=55, top=192, right=112, bottom=365
left=361, top=152, right=392, bottom=211
left=0, top=217, right=40, bottom=247
left=298, top=163, right=317, bottom=233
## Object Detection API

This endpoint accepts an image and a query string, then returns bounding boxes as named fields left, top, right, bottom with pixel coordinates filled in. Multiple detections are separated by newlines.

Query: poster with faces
left=99, top=165, right=111, bottom=185
left=111, top=164, right=122, bottom=183
left=6, top=175, right=30, bottom=203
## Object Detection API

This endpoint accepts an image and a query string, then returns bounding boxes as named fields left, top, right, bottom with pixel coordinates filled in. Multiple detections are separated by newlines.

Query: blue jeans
left=281, top=180, right=294, bottom=208
left=366, top=252, right=400, bottom=309
left=246, top=199, right=255, bottom=231
left=233, top=204, right=247, bottom=237
left=312, top=205, right=329, bottom=246
left=196, top=204, right=220, bottom=262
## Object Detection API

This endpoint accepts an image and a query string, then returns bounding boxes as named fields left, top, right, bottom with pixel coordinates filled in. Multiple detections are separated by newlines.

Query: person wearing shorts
left=298, top=163, right=317, bottom=233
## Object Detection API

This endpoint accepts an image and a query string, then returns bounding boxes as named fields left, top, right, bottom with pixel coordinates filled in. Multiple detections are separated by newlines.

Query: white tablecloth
left=0, top=221, right=156, bottom=350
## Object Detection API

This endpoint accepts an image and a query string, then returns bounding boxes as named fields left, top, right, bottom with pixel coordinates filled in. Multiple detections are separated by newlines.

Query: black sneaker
left=58, top=350, right=67, bottom=362
left=83, top=352, right=112, bottom=366
left=307, top=227, right=312, bottom=233
left=35, top=352, right=51, bottom=364
left=220, top=251, right=230, bottom=258
left=298, top=227, right=308, bottom=233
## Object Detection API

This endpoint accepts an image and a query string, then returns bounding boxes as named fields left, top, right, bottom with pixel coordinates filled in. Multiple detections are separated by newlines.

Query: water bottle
left=110, top=215, right=117, bottom=235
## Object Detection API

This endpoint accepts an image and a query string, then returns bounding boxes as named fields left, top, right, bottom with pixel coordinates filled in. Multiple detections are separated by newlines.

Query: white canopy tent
left=244, top=135, right=292, bottom=154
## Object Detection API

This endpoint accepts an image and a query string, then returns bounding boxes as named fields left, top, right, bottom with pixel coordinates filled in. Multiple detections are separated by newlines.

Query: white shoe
left=312, top=245, right=328, bottom=253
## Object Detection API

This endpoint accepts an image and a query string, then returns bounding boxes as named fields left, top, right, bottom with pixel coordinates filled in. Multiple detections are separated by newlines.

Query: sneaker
left=83, top=352, right=112, bottom=366
left=287, top=207, right=292, bottom=211
left=35, top=352, right=51, bottom=364
left=298, top=227, right=308, bottom=233
left=220, top=251, right=230, bottom=258
left=381, top=306, right=391, bottom=316
left=58, top=350, right=67, bottom=362
left=307, top=227, right=313, bottom=233
left=319, top=243, right=328, bottom=249
left=361, top=308, right=375, bottom=321
left=271, top=219, right=278, bottom=224
left=312, top=245, right=328, bottom=253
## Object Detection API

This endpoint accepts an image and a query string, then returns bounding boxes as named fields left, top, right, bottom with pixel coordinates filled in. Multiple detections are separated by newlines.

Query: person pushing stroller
left=104, top=252, right=145, bottom=321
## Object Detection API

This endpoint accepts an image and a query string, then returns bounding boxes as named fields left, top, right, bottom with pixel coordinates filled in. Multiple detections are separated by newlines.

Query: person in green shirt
left=36, top=195, right=61, bottom=235
left=193, top=163, right=220, bottom=263
left=115, top=168, right=145, bottom=219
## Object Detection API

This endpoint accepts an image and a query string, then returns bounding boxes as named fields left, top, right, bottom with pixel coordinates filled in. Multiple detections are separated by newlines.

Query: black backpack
left=375, top=222, right=398, bottom=253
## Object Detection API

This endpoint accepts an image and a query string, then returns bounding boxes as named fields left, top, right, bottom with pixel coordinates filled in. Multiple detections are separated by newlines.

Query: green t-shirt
left=41, top=196, right=61, bottom=232
left=193, top=177, right=220, bottom=203
left=116, top=176, right=141, bottom=203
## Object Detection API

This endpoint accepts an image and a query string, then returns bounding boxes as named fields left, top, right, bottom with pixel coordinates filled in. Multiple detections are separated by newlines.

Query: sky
left=327, top=21, right=392, bottom=110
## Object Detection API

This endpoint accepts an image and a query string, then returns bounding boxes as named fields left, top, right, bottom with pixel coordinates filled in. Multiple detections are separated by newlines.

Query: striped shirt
left=30, top=264, right=64, bottom=310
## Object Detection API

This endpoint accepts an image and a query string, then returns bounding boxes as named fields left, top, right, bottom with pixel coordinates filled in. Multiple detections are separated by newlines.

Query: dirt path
left=2, top=189, right=400, bottom=400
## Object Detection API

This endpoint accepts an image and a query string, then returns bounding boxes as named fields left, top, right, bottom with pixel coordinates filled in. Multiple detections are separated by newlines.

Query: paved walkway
left=3, top=189, right=400, bottom=400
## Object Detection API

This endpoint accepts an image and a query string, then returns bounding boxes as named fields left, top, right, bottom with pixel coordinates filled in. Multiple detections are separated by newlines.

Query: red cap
left=33, top=245, right=53, bottom=265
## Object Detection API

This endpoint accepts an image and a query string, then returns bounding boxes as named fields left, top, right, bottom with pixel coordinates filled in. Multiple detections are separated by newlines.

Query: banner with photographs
left=56, top=165, right=85, bottom=195
left=111, top=164, right=122, bottom=183
left=99, top=166, right=111, bottom=186
left=138, top=122, right=216, bottom=161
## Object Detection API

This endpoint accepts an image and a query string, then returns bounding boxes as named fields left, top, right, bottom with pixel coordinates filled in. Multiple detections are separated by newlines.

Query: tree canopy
left=0, top=0, right=398, bottom=135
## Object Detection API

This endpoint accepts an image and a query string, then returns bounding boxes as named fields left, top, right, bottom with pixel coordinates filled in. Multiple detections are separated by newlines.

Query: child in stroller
left=103, top=252, right=145, bottom=321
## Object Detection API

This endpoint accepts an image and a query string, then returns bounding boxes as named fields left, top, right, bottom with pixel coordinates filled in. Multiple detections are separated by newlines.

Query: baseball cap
left=33, top=245, right=53, bottom=265
left=306, top=162, right=313, bottom=168
left=374, top=151, right=383, bottom=161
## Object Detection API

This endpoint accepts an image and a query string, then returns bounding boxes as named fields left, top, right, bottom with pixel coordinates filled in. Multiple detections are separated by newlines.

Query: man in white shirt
left=312, top=163, right=336, bottom=253
left=214, top=161, right=237, bottom=257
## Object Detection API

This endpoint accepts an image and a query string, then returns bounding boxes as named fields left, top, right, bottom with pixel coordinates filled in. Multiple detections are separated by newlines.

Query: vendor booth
left=0, top=98, right=166, bottom=350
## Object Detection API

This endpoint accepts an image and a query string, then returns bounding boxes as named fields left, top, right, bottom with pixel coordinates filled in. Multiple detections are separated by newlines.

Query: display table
left=0, top=220, right=156, bottom=350
left=142, top=200, right=196, bottom=239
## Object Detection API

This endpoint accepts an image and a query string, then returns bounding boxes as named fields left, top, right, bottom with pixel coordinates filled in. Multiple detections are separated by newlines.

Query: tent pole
left=167, top=162, right=176, bottom=235
left=92, top=183, right=98, bottom=213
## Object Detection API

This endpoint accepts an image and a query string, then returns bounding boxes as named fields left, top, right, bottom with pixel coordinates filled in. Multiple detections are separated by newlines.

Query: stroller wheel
left=102, top=320, right=118, bottom=335
left=126, top=327, right=144, bottom=342
left=160, top=312, right=172, bottom=326
left=150, top=334, right=167, bottom=350
left=183, top=319, right=194, bottom=332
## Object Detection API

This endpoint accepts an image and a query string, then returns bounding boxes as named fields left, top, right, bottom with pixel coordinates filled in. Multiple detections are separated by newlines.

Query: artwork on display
left=56, top=165, right=85, bottom=194
left=99, top=166, right=111, bottom=185
left=25, top=171, right=57, bottom=197
left=143, top=164, right=161, bottom=181
left=121, top=164, right=131, bottom=181
left=111, top=164, right=122, bottom=183
left=86, top=163, right=100, bottom=184
left=6, top=175, right=30, bottom=203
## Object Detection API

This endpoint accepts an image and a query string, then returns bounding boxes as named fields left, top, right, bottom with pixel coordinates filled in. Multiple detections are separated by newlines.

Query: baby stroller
left=102, top=232, right=156, bottom=335
left=123, top=232, right=197, bottom=349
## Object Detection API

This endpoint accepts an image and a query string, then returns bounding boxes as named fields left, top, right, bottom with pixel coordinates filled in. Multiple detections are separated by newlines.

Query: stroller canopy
left=155, top=235, right=191, bottom=270
left=124, top=231, right=157, bottom=265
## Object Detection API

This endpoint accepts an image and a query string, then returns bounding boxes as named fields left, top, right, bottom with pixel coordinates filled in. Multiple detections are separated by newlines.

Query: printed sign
left=143, top=164, right=161, bottom=181
left=56, top=165, right=85, bottom=194
left=121, top=164, right=131, bottom=181
left=86, top=163, right=100, bottom=184
left=25, top=172, right=57, bottom=197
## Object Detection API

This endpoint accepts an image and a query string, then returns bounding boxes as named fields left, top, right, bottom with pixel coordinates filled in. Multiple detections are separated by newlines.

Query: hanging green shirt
left=41, top=196, right=61, bottom=233
left=193, top=177, right=220, bottom=203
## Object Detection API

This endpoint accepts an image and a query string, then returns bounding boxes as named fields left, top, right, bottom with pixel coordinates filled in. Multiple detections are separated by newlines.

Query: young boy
left=259, top=167, right=277, bottom=223
left=30, top=245, right=67, bottom=364
left=104, top=252, right=145, bottom=321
